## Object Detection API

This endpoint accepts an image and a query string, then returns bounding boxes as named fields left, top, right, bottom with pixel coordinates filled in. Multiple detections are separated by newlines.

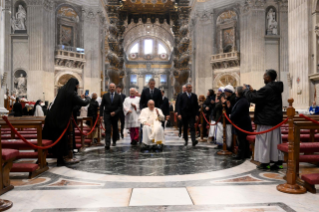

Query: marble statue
left=14, top=74, right=27, bottom=97
left=267, top=9, right=278, bottom=35
left=11, top=5, right=27, bottom=32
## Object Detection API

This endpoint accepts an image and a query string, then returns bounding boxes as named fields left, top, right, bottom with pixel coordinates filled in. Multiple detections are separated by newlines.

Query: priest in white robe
left=139, top=100, right=165, bottom=151
left=123, top=88, right=141, bottom=145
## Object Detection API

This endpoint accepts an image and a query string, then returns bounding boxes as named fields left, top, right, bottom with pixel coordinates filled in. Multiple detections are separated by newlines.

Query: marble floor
left=3, top=128, right=319, bottom=212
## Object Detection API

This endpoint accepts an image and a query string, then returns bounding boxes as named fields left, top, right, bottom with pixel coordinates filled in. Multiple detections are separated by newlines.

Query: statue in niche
left=11, top=5, right=27, bottom=32
left=14, top=73, right=27, bottom=97
left=267, top=8, right=278, bottom=35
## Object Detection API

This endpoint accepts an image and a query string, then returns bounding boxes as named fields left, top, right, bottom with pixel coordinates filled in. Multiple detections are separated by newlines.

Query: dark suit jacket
left=140, top=87, right=163, bottom=109
left=100, top=92, right=123, bottom=118
left=160, top=97, right=170, bottom=116
left=118, top=93, right=126, bottom=117
left=175, top=92, right=183, bottom=113
left=178, top=93, right=199, bottom=118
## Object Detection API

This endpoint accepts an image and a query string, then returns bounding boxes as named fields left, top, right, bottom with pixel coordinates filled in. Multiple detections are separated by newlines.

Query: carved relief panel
left=56, top=6, right=79, bottom=47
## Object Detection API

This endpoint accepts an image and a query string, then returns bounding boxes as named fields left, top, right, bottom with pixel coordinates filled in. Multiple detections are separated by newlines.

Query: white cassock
left=139, top=107, right=165, bottom=145
left=34, top=105, right=44, bottom=117
left=123, top=96, right=140, bottom=128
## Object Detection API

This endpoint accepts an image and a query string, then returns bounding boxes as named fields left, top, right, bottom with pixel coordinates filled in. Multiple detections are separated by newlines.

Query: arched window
left=144, top=39, right=153, bottom=54
left=158, top=44, right=167, bottom=54
left=130, top=43, right=139, bottom=54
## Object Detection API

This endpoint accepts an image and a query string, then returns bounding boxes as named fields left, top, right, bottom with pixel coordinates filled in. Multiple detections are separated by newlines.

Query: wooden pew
left=0, top=120, right=49, bottom=178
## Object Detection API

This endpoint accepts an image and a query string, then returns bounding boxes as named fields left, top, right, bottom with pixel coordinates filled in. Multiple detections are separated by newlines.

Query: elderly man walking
left=123, top=88, right=141, bottom=145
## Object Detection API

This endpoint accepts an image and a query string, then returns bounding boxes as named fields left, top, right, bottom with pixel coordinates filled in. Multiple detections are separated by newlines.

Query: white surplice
left=139, top=107, right=165, bottom=145
left=34, top=105, right=44, bottom=117
left=123, top=96, right=140, bottom=128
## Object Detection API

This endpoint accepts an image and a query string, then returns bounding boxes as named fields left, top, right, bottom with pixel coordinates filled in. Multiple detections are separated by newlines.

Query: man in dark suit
left=116, top=86, right=126, bottom=139
left=178, top=84, right=199, bottom=146
left=175, top=85, right=186, bottom=137
left=160, top=90, right=170, bottom=128
left=100, top=83, right=123, bottom=149
left=140, top=78, right=162, bottom=109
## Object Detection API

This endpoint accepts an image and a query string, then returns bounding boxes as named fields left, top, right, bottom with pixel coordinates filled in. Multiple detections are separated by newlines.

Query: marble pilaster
left=0, top=0, right=8, bottom=114
left=194, top=10, right=214, bottom=95
left=288, top=0, right=312, bottom=110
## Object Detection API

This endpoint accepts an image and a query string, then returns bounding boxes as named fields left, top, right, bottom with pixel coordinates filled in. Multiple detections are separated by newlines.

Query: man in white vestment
left=123, top=88, right=141, bottom=145
left=139, top=100, right=165, bottom=152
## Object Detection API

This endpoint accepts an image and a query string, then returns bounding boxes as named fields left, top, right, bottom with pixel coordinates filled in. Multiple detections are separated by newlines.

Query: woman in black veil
left=43, top=78, right=90, bottom=166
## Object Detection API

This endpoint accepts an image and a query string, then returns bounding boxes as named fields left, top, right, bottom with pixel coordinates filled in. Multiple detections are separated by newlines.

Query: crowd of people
left=6, top=69, right=285, bottom=170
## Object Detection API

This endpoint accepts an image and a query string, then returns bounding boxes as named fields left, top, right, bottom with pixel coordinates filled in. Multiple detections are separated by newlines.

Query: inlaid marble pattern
left=66, top=145, right=245, bottom=176
left=30, top=203, right=296, bottom=212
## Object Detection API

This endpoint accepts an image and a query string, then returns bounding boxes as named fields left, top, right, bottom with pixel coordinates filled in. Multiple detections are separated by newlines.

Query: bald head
left=129, top=88, right=136, bottom=97
left=109, top=83, right=116, bottom=93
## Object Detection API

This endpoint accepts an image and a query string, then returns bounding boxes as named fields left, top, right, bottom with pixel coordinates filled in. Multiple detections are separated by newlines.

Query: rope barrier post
left=277, top=98, right=306, bottom=194
left=80, top=118, right=85, bottom=151
left=65, top=118, right=80, bottom=164
left=218, top=104, right=232, bottom=155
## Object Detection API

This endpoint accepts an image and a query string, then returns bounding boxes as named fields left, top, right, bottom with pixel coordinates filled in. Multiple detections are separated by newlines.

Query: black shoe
left=270, top=164, right=284, bottom=171
left=105, top=146, right=110, bottom=150
left=214, top=145, right=222, bottom=149
left=112, top=143, right=116, bottom=147
left=192, top=140, right=198, bottom=147
left=131, top=140, right=137, bottom=146
left=140, top=144, right=150, bottom=152
left=184, top=141, right=188, bottom=146
left=154, top=144, right=163, bottom=152
left=257, top=163, right=270, bottom=170
left=57, top=158, right=67, bottom=167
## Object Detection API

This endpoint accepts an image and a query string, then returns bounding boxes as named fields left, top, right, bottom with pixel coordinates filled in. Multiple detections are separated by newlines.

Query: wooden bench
left=0, top=120, right=50, bottom=178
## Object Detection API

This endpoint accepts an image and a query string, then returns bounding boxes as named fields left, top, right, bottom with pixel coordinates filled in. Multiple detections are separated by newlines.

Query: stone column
left=240, top=0, right=266, bottom=90
left=193, top=9, right=214, bottom=95
left=0, top=0, right=8, bottom=114
left=27, top=0, right=45, bottom=101
left=288, top=0, right=312, bottom=110
left=82, top=8, right=104, bottom=94
left=42, top=0, right=55, bottom=102
left=279, top=0, right=289, bottom=106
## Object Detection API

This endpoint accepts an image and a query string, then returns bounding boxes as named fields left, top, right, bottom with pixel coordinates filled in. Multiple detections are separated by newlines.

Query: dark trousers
left=178, top=120, right=182, bottom=136
left=237, top=133, right=251, bottom=159
left=104, top=115, right=119, bottom=146
left=182, top=115, right=196, bottom=143
left=119, top=113, right=125, bottom=138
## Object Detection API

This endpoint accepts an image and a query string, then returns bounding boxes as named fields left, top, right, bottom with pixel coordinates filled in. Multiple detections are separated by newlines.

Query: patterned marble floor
left=3, top=128, right=319, bottom=212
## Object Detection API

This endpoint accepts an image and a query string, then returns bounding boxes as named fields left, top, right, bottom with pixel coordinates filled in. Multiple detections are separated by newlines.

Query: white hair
left=148, top=100, right=155, bottom=105
left=109, top=83, right=116, bottom=87
left=130, top=88, right=137, bottom=92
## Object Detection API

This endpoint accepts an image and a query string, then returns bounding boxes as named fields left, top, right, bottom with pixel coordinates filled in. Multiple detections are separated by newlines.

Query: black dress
left=230, top=97, right=253, bottom=158
left=42, top=78, right=89, bottom=159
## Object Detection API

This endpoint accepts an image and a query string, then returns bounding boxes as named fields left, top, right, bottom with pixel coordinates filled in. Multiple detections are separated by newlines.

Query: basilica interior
left=0, top=0, right=319, bottom=212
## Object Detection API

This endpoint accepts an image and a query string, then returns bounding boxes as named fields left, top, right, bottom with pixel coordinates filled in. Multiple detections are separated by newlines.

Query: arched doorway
left=55, top=73, right=83, bottom=96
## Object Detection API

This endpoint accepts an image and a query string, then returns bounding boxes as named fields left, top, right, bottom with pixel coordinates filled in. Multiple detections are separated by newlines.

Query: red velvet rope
left=72, top=114, right=100, bottom=136
left=201, top=112, right=222, bottom=126
left=299, top=114, right=319, bottom=125
left=1, top=116, right=70, bottom=150
left=223, top=112, right=288, bottom=135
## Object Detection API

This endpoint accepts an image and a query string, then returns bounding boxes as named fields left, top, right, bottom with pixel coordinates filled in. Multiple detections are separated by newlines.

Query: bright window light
left=130, top=43, right=139, bottom=54
left=158, top=44, right=167, bottom=54
left=144, top=39, right=153, bottom=54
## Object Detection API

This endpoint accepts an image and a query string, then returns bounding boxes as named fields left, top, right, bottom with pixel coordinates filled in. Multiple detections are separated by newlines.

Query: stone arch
left=213, top=73, right=239, bottom=90
left=55, top=72, right=83, bottom=88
